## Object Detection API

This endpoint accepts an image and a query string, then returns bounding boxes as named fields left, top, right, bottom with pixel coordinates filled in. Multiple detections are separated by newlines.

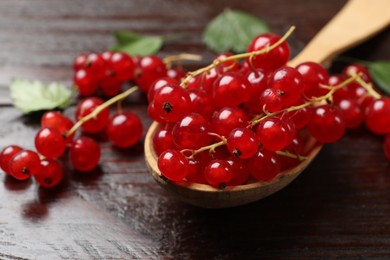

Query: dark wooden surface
left=0, top=0, right=389, bottom=259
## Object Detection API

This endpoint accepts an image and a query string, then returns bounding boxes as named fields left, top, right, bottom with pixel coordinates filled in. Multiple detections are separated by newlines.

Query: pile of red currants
left=151, top=33, right=390, bottom=188
left=0, top=30, right=389, bottom=191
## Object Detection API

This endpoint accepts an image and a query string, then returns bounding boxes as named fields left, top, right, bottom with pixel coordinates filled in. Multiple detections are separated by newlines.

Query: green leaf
left=111, top=31, right=163, bottom=56
left=368, top=61, right=390, bottom=95
left=10, top=79, right=73, bottom=114
left=203, top=8, right=270, bottom=53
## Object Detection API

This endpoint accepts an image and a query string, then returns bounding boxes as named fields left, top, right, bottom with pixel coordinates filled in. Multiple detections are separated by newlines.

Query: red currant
left=212, top=107, right=249, bottom=137
left=75, top=97, right=110, bottom=133
left=215, top=52, right=239, bottom=74
left=288, top=100, right=312, bottom=129
left=204, top=160, right=232, bottom=188
left=152, top=124, right=177, bottom=156
left=103, top=51, right=135, bottom=82
left=41, top=111, right=74, bottom=143
left=158, top=149, right=189, bottom=182
left=256, top=117, right=294, bottom=151
left=336, top=99, right=364, bottom=129
left=226, top=128, right=258, bottom=159
left=308, top=105, right=346, bottom=143
left=0, top=145, right=23, bottom=174
left=186, top=157, right=208, bottom=184
left=342, top=63, right=371, bottom=83
left=245, top=69, right=268, bottom=113
left=69, top=137, right=101, bottom=172
left=199, top=68, right=219, bottom=95
left=365, top=97, right=390, bottom=135
left=9, top=150, right=41, bottom=180
left=167, top=67, right=185, bottom=81
left=188, top=88, right=215, bottom=119
left=172, top=113, right=213, bottom=150
left=148, top=77, right=179, bottom=103
left=259, top=88, right=284, bottom=112
left=34, top=159, right=63, bottom=188
left=134, top=55, right=167, bottom=93
left=152, top=85, right=191, bottom=122
left=84, top=53, right=107, bottom=81
left=73, top=53, right=87, bottom=71
left=213, top=72, right=252, bottom=108
left=296, top=62, right=329, bottom=98
left=74, top=69, right=98, bottom=96
left=247, top=33, right=290, bottom=72
left=268, top=66, right=304, bottom=106
left=226, top=157, right=249, bottom=186
left=107, top=112, right=143, bottom=148
left=248, top=149, right=281, bottom=182
left=35, top=127, right=66, bottom=158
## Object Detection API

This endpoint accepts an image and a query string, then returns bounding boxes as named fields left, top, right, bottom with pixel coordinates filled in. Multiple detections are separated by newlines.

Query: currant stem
left=66, top=86, right=139, bottom=138
left=180, top=26, right=296, bottom=88
left=163, top=53, right=203, bottom=68
left=249, top=73, right=360, bottom=128
left=353, top=73, right=382, bottom=99
left=276, top=151, right=308, bottom=161
left=185, top=139, right=227, bottom=160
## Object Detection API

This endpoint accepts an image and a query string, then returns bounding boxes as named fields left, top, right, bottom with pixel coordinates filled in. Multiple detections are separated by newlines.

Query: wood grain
left=0, top=0, right=389, bottom=259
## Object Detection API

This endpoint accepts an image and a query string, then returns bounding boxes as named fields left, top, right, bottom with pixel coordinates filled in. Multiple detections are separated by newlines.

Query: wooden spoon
left=144, top=0, right=390, bottom=208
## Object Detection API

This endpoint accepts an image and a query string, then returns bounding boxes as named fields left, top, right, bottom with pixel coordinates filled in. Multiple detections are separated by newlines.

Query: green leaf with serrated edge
left=112, top=31, right=163, bottom=56
left=203, top=8, right=270, bottom=53
left=368, top=61, right=390, bottom=95
left=10, top=79, right=73, bottom=114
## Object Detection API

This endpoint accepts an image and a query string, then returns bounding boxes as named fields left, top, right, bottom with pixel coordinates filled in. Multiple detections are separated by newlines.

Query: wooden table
left=0, top=0, right=389, bottom=259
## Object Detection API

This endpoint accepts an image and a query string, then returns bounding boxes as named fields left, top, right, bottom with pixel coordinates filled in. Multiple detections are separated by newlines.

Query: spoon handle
left=289, top=0, right=390, bottom=67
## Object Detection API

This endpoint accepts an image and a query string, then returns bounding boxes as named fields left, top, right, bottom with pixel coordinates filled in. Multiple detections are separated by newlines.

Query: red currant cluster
left=0, top=92, right=143, bottom=188
left=73, top=51, right=184, bottom=97
left=151, top=32, right=390, bottom=188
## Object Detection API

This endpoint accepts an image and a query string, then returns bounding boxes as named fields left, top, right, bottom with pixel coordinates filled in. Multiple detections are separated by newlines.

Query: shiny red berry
left=9, top=150, right=41, bottom=180
left=158, top=149, right=189, bottom=182
left=248, top=149, right=281, bottom=182
left=172, top=113, right=213, bottom=150
left=69, top=137, right=101, bottom=172
left=35, top=127, right=66, bottom=158
left=34, top=159, right=63, bottom=188
left=227, top=128, right=258, bottom=159
left=204, top=160, right=232, bottom=189
left=0, top=145, right=23, bottom=174
left=107, top=112, right=143, bottom=148
left=308, top=105, right=346, bottom=143
left=365, top=97, right=390, bottom=135
left=247, top=33, right=290, bottom=72
left=75, top=97, right=110, bottom=133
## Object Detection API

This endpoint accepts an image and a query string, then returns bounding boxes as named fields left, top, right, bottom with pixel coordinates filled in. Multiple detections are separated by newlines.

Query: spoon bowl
left=145, top=122, right=321, bottom=208
left=145, top=0, right=390, bottom=208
